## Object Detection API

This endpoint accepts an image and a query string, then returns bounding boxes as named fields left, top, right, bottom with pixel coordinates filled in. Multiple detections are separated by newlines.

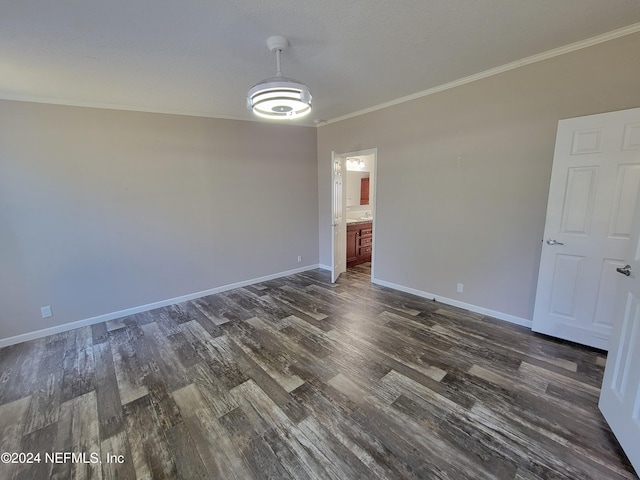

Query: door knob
left=616, top=265, right=631, bottom=276
left=546, top=239, right=565, bottom=246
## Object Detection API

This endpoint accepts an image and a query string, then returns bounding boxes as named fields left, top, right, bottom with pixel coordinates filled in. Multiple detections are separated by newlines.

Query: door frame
left=331, top=148, right=378, bottom=280
left=330, top=152, right=346, bottom=282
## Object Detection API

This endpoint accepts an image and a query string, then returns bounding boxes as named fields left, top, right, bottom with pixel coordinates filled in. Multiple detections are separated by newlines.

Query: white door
left=331, top=152, right=346, bottom=283
left=599, top=189, right=640, bottom=474
left=532, top=107, right=640, bottom=350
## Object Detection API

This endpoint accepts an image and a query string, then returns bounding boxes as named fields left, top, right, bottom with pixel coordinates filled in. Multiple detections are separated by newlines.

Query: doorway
left=330, top=148, right=377, bottom=283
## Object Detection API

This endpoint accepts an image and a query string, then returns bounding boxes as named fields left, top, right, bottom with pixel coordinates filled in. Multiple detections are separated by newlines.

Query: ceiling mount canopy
left=247, top=36, right=312, bottom=120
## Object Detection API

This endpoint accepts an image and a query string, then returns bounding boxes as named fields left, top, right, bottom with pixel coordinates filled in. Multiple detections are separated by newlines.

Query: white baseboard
left=371, top=277, right=532, bottom=329
left=0, top=264, right=321, bottom=348
left=300, top=264, right=531, bottom=328
left=4, top=264, right=532, bottom=349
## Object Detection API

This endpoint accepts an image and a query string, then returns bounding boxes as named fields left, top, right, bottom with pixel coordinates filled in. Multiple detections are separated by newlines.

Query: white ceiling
left=2, top=1, right=640, bottom=126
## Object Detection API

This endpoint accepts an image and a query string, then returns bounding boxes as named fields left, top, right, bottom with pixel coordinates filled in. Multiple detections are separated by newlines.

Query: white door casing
left=599, top=187, right=640, bottom=474
left=331, top=152, right=346, bottom=283
left=532, top=107, right=640, bottom=350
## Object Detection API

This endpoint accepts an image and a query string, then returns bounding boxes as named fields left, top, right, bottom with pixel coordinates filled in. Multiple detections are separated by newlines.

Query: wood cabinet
left=346, top=221, right=372, bottom=268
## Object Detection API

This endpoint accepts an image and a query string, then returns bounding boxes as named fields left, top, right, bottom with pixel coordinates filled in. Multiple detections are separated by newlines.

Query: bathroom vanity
left=346, top=221, right=372, bottom=267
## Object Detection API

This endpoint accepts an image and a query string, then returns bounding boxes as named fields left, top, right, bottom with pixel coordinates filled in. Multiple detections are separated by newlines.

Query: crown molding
left=322, top=22, right=640, bottom=127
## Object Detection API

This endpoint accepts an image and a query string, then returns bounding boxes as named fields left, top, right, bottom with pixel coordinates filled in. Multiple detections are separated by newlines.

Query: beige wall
left=317, top=32, right=640, bottom=322
left=0, top=101, right=318, bottom=340
left=3, top=31, right=640, bottom=342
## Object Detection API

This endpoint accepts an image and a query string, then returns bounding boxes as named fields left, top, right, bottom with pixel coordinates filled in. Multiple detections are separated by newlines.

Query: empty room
left=2, top=1, right=640, bottom=479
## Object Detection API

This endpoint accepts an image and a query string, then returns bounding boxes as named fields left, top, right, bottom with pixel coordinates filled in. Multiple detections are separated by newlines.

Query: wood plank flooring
left=0, top=263, right=637, bottom=479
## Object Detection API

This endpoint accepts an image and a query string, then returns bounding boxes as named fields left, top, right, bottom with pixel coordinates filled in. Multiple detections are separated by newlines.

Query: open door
left=532, top=107, right=640, bottom=349
left=599, top=189, right=640, bottom=474
left=330, top=152, right=346, bottom=282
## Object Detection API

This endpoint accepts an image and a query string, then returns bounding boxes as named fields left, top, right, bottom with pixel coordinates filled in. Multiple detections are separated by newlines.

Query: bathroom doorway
left=332, top=148, right=377, bottom=281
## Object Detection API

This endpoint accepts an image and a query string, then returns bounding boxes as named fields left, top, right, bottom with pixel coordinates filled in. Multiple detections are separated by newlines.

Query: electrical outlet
left=41, top=306, right=53, bottom=318
left=297, top=256, right=302, bottom=263
left=456, top=283, right=464, bottom=293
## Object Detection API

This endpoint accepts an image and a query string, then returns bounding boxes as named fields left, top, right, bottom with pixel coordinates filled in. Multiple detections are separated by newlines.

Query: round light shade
left=247, top=77, right=312, bottom=119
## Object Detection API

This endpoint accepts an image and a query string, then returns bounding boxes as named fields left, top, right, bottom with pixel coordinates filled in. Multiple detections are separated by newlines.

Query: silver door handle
left=546, top=239, right=564, bottom=246
left=617, top=265, right=631, bottom=276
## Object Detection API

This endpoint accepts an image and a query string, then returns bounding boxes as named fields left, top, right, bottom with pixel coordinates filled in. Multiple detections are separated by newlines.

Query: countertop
left=346, top=218, right=373, bottom=226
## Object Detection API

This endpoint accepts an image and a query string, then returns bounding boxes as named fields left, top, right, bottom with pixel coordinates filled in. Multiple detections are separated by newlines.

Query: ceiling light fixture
left=247, top=36, right=312, bottom=120
left=346, top=157, right=365, bottom=170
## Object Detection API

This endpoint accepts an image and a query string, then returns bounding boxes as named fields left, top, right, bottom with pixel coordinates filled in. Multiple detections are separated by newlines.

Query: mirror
left=346, top=172, right=370, bottom=207
left=360, top=176, right=370, bottom=205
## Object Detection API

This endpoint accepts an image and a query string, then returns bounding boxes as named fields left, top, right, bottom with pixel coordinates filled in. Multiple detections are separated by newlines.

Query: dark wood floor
left=0, top=263, right=637, bottom=479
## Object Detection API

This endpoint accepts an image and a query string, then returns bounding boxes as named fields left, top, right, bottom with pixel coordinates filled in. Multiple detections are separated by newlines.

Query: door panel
left=549, top=254, right=582, bottom=317
left=611, top=304, right=639, bottom=399
left=610, top=164, right=640, bottom=237
left=622, top=123, right=640, bottom=150
left=561, top=167, right=597, bottom=235
left=571, top=128, right=602, bottom=155
left=593, top=259, right=627, bottom=329
left=533, top=107, right=640, bottom=349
